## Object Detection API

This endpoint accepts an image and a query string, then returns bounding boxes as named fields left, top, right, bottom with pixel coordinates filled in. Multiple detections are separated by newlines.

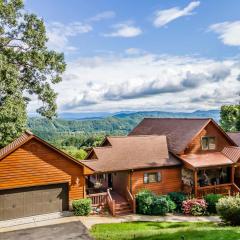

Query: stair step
left=115, top=210, right=133, bottom=215
left=115, top=202, right=129, bottom=206
left=115, top=205, right=131, bottom=210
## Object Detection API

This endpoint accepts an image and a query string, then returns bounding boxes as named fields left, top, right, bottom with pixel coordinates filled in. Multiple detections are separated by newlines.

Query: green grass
left=90, top=221, right=240, bottom=240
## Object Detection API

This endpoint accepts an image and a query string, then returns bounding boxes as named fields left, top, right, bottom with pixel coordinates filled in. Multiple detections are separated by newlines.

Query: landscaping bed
left=90, top=221, right=240, bottom=240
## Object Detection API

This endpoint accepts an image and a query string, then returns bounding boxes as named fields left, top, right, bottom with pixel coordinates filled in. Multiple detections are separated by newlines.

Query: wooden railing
left=107, top=188, right=116, bottom=216
left=232, top=183, right=240, bottom=195
left=87, top=192, right=108, bottom=207
left=125, top=187, right=136, bottom=214
left=197, top=183, right=232, bottom=198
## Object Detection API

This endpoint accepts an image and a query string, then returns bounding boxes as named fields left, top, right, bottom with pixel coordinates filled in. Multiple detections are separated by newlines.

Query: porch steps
left=111, top=192, right=133, bottom=216
left=115, top=202, right=132, bottom=216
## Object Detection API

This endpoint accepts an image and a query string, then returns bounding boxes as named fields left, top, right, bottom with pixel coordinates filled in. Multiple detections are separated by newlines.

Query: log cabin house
left=1, top=118, right=240, bottom=220
left=83, top=118, right=240, bottom=215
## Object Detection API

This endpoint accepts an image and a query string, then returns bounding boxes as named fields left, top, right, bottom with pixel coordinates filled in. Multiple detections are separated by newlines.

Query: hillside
left=28, top=110, right=220, bottom=140
left=28, top=109, right=220, bottom=159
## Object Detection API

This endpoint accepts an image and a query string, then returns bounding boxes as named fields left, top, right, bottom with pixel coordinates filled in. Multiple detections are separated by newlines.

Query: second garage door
left=0, top=183, right=68, bottom=220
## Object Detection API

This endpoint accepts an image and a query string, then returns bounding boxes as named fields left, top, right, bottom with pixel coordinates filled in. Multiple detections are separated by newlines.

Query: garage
left=0, top=183, right=68, bottom=220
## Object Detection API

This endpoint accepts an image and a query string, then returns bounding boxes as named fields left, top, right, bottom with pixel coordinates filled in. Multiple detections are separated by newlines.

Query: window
left=143, top=172, right=161, bottom=184
left=201, top=137, right=216, bottom=150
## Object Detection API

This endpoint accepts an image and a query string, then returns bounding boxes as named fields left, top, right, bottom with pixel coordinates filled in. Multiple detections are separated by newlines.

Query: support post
left=194, top=169, right=198, bottom=197
left=231, top=165, right=235, bottom=184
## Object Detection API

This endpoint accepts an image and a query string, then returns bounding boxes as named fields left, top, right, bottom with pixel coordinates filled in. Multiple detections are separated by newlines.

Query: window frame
left=143, top=172, right=161, bottom=184
left=201, top=136, right=216, bottom=150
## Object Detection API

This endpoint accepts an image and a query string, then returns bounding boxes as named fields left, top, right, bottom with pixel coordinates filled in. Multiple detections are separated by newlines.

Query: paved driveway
left=0, top=221, right=93, bottom=240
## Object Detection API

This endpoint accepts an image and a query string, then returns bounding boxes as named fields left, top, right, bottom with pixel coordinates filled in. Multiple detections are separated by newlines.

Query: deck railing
left=87, top=192, right=108, bottom=207
left=232, top=183, right=240, bottom=195
left=125, top=187, right=136, bottom=214
left=197, top=183, right=232, bottom=197
left=107, top=188, right=116, bottom=216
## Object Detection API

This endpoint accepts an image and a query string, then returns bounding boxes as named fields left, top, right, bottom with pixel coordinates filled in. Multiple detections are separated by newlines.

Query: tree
left=220, top=105, right=240, bottom=132
left=0, top=0, right=66, bottom=147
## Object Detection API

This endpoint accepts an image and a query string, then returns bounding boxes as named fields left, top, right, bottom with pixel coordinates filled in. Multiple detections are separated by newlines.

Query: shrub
left=204, top=194, right=223, bottom=214
left=168, top=192, right=187, bottom=212
left=182, top=199, right=207, bottom=216
left=151, top=196, right=169, bottom=216
left=163, top=195, right=176, bottom=213
left=72, top=198, right=92, bottom=216
left=136, top=190, right=154, bottom=215
left=136, top=190, right=176, bottom=215
left=217, top=195, right=240, bottom=225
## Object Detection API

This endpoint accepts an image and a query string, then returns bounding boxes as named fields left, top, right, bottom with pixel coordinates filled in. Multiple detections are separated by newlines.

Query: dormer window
left=201, top=136, right=216, bottom=150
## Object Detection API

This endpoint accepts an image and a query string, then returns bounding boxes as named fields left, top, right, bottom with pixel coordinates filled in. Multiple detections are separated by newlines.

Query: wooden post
left=231, top=166, right=235, bottom=184
left=194, top=169, right=198, bottom=197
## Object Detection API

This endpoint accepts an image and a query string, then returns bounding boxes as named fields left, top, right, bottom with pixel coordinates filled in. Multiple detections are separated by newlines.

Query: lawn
left=90, top=221, right=240, bottom=240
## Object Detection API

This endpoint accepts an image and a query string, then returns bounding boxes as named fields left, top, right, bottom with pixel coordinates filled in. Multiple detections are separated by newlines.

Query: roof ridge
left=108, top=135, right=166, bottom=138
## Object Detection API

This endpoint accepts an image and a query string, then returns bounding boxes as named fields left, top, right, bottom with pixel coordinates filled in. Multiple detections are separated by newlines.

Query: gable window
left=201, top=137, right=216, bottom=150
left=143, top=172, right=161, bottom=184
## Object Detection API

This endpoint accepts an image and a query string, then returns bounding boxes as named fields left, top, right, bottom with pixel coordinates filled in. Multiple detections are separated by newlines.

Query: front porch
left=85, top=172, right=136, bottom=216
left=181, top=152, right=240, bottom=198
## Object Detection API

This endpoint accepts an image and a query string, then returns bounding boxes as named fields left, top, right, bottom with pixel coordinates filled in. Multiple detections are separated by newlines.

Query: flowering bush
left=182, top=199, right=207, bottom=216
left=217, top=195, right=240, bottom=225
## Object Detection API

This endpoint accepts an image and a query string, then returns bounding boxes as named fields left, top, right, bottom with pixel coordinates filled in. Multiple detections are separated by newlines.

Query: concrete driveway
left=0, top=221, right=93, bottom=240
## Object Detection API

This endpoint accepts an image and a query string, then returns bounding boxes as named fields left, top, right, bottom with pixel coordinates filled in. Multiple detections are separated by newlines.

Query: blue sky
left=25, top=0, right=240, bottom=113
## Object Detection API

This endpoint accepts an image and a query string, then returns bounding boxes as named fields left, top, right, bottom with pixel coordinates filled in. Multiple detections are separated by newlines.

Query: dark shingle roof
left=129, top=118, right=211, bottom=154
left=82, top=135, right=181, bottom=172
left=227, top=132, right=240, bottom=146
left=222, top=146, right=240, bottom=163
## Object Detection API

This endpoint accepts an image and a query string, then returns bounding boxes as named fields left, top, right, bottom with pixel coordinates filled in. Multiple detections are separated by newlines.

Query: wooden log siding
left=185, top=121, right=232, bottom=154
left=0, top=139, right=85, bottom=201
left=131, top=167, right=182, bottom=195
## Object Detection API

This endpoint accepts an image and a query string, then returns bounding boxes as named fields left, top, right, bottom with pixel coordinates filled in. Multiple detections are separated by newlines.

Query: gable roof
left=0, top=131, right=93, bottom=171
left=227, top=132, right=240, bottom=146
left=82, top=135, right=181, bottom=172
left=129, top=118, right=236, bottom=154
left=222, top=146, right=240, bottom=163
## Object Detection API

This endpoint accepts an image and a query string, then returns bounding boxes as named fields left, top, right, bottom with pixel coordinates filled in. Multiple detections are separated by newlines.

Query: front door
left=108, top=173, right=113, bottom=188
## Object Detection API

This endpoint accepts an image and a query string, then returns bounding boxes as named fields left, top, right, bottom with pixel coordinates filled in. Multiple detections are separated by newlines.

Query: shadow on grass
left=91, top=222, right=240, bottom=240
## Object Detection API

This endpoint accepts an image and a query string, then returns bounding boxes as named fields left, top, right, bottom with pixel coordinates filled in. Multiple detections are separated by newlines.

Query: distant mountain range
left=28, top=110, right=220, bottom=142
left=56, top=110, right=220, bottom=121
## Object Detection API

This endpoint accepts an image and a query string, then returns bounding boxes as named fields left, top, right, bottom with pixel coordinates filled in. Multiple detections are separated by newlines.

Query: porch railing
left=232, top=183, right=240, bottom=195
left=107, top=188, right=116, bottom=216
left=197, top=183, right=232, bottom=198
left=125, top=187, right=136, bottom=214
left=87, top=192, right=108, bottom=207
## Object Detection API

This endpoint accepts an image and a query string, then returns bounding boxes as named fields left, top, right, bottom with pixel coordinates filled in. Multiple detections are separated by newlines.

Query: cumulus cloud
left=47, top=22, right=92, bottom=52
left=209, top=21, right=240, bottom=46
left=153, top=1, right=200, bottom=28
left=103, top=22, right=142, bottom=37
left=87, top=11, right=116, bottom=22
left=53, top=53, right=240, bottom=113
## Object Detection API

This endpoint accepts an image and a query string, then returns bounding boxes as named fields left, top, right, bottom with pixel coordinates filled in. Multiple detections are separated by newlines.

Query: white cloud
left=153, top=1, right=200, bottom=28
left=209, top=21, right=240, bottom=46
left=87, top=11, right=116, bottom=22
left=103, top=22, right=142, bottom=38
left=46, top=22, right=92, bottom=52
left=38, top=52, right=239, bottom=113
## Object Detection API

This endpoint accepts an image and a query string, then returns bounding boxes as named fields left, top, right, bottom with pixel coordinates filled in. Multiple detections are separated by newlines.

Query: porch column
left=194, top=169, right=198, bottom=197
left=231, top=165, right=235, bottom=184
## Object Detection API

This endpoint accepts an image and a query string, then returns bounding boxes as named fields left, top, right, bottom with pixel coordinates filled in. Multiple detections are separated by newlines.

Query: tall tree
left=0, top=0, right=66, bottom=147
left=220, top=105, right=240, bottom=132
